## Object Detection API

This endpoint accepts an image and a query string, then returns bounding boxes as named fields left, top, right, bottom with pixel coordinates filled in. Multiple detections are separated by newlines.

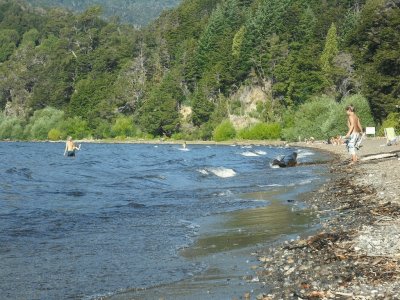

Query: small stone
left=284, top=267, right=295, bottom=275
left=284, top=265, right=290, bottom=271
left=259, top=256, right=270, bottom=263
left=299, top=265, right=309, bottom=271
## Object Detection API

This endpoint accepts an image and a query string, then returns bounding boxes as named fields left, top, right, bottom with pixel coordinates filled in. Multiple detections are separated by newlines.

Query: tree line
left=25, top=0, right=182, bottom=26
left=0, top=0, right=399, bottom=141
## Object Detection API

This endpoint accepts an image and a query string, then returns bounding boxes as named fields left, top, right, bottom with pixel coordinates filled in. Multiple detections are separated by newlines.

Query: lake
left=0, top=142, right=328, bottom=299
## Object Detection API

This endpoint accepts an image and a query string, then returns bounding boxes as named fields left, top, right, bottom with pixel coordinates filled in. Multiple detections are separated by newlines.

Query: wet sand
left=108, top=185, right=323, bottom=300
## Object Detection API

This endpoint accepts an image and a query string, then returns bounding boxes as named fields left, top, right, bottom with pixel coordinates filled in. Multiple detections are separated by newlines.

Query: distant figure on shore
left=272, top=152, right=298, bottom=168
left=305, top=137, right=315, bottom=144
left=344, top=104, right=363, bottom=164
left=64, top=136, right=81, bottom=157
left=329, top=135, right=343, bottom=145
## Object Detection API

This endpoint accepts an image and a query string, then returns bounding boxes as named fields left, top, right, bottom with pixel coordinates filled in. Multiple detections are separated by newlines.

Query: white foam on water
left=84, top=291, right=116, bottom=300
left=178, top=148, right=190, bottom=151
left=255, top=150, right=267, bottom=155
left=179, top=219, right=200, bottom=230
left=197, top=169, right=209, bottom=175
left=258, top=183, right=284, bottom=187
left=269, top=163, right=280, bottom=169
left=297, top=178, right=315, bottom=185
left=241, top=145, right=253, bottom=149
left=207, top=167, right=237, bottom=178
left=287, top=178, right=314, bottom=187
left=214, top=190, right=234, bottom=197
left=297, top=149, right=315, bottom=159
left=240, top=151, right=259, bottom=157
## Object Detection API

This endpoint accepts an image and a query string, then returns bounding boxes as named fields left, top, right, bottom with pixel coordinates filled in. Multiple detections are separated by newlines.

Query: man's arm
left=357, top=118, right=363, bottom=133
left=345, top=116, right=355, bottom=138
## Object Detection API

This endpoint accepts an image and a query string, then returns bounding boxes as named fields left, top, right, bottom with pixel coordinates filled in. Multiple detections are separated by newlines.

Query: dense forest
left=0, top=0, right=399, bottom=141
left=25, top=0, right=182, bottom=26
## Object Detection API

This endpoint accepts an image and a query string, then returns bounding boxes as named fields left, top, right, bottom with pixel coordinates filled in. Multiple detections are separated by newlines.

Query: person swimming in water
left=64, top=136, right=81, bottom=157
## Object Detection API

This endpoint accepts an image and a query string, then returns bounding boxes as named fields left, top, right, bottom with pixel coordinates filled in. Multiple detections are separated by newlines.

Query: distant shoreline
left=0, top=138, right=288, bottom=146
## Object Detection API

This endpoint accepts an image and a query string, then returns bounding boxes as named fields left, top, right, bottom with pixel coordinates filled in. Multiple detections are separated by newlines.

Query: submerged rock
left=271, top=152, right=298, bottom=168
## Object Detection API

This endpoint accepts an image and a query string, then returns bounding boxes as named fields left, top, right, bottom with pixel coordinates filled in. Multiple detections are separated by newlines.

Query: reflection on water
left=114, top=189, right=316, bottom=300
left=182, top=190, right=314, bottom=257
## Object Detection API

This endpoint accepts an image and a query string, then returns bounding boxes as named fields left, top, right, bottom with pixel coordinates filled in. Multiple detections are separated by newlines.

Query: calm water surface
left=0, top=142, right=328, bottom=299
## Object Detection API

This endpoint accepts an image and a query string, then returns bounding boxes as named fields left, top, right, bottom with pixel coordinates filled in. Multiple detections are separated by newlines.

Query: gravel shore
left=249, top=138, right=400, bottom=300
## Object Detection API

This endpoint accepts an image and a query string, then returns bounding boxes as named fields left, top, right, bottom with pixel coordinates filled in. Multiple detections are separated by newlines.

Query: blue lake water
left=0, top=142, right=328, bottom=299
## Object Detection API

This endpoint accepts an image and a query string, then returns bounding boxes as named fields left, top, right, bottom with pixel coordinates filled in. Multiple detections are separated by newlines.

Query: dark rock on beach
left=271, top=152, right=298, bottom=168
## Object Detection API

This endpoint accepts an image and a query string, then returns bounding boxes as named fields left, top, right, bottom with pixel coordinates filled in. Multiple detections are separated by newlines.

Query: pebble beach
left=248, top=138, right=400, bottom=299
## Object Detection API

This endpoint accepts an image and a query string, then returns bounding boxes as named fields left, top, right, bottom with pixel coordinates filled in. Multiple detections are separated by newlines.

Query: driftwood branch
left=360, top=152, right=399, bottom=162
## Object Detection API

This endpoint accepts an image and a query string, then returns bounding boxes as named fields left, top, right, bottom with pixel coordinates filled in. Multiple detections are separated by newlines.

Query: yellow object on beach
left=384, top=127, right=398, bottom=145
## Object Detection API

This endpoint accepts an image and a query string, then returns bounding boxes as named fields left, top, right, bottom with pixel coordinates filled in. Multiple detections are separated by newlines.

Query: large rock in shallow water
left=272, top=152, right=298, bottom=168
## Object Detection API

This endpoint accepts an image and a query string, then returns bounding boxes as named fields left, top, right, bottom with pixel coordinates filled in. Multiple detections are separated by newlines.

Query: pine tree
left=320, top=23, right=339, bottom=75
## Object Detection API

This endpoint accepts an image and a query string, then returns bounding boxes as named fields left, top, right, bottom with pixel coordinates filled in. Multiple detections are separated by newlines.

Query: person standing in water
left=344, top=105, right=363, bottom=164
left=64, top=136, right=81, bottom=157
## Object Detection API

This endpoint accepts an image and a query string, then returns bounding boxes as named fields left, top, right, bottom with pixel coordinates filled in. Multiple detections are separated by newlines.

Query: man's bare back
left=348, top=114, right=362, bottom=134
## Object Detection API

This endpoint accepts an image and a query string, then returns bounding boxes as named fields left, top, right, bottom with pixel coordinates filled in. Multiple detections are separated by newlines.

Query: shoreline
left=250, top=138, right=400, bottom=299
left=108, top=174, right=328, bottom=300
left=3, top=139, right=398, bottom=298
left=0, top=138, right=287, bottom=146
left=106, top=145, right=332, bottom=300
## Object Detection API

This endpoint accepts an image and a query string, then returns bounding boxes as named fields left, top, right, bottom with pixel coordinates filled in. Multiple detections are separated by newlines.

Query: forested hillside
left=0, top=0, right=399, bottom=141
left=25, top=0, right=182, bottom=26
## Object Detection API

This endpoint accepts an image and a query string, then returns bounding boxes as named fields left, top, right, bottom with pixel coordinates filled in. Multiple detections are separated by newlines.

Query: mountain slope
left=0, top=0, right=398, bottom=141
left=25, top=0, right=182, bottom=26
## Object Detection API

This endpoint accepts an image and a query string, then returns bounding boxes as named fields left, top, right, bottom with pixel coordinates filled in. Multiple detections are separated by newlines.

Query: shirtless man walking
left=344, top=105, right=363, bottom=164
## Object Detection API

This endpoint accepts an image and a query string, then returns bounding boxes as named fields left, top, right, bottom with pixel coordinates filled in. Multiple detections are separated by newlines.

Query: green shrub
left=378, top=112, right=400, bottom=136
left=213, top=119, right=236, bottom=141
left=281, top=96, right=337, bottom=141
left=238, top=123, right=281, bottom=140
left=171, top=132, right=184, bottom=140
left=25, top=107, right=64, bottom=140
left=61, top=116, right=90, bottom=139
left=111, top=116, right=136, bottom=138
left=93, top=120, right=111, bottom=139
left=0, top=116, right=24, bottom=140
left=48, top=128, right=62, bottom=141
left=281, top=94, right=375, bottom=141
